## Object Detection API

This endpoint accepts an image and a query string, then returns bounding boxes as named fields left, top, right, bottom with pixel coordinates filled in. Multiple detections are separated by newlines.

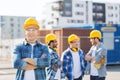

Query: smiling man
left=61, top=34, right=87, bottom=80
left=13, top=18, right=50, bottom=80
left=85, top=30, right=107, bottom=80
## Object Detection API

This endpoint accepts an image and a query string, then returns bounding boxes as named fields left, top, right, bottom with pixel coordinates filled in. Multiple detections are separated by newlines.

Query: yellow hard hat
left=45, top=33, right=57, bottom=44
left=23, top=18, right=40, bottom=30
left=89, top=30, right=102, bottom=39
left=68, top=34, right=80, bottom=44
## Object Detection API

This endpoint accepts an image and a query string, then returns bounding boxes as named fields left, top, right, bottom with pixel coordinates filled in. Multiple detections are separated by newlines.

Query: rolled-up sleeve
left=35, top=45, right=50, bottom=68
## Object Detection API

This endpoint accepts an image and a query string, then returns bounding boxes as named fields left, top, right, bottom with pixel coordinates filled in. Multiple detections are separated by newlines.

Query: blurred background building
left=0, top=16, right=34, bottom=57
left=41, top=0, right=120, bottom=29
left=0, top=16, right=33, bottom=39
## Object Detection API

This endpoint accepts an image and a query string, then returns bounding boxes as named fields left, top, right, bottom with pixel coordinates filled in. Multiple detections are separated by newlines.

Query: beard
left=53, top=44, right=57, bottom=48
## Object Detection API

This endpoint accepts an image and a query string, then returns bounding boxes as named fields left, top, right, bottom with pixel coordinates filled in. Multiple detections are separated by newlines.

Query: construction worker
left=45, top=33, right=61, bottom=80
left=61, top=34, right=87, bottom=80
left=85, top=30, right=107, bottom=80
left=13, top=18, right=50, bottom=80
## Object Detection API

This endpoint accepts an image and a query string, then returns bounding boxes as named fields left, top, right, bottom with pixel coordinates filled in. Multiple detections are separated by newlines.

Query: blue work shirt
left=61, top=48, right=87, bottom=80
left=46, top=48, right=61, bottom=80
left=13, top=40, right=50, bottom=80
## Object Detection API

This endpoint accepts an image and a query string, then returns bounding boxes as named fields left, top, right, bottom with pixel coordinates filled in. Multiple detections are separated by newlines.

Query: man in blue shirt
left=61, top=34, right=87, bottom=80
left=45, top=33, right=61, bottom=80
left=85, top=30, right=107, bottom=80
left=13, top=18, right=50, bottom=80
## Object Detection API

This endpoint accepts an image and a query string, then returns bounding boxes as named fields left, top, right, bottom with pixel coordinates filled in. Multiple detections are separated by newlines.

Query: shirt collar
left=23, top=39, right=39, bottom=46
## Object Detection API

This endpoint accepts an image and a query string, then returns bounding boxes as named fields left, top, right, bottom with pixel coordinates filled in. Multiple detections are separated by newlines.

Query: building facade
left=41, top=0, right=120, bottom=29
left=0, top=16, right=34, bottom=39
left=106, top=3, right=120, bottom=24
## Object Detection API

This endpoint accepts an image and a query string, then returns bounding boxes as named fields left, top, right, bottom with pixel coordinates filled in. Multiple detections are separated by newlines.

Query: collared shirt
left=88, top=43, right=107, bottom=77
left=13, top=40, right=50, bottom=80
left=61, top=48, right=87, bottom=80
left=47, top=48, right=61, bottom=80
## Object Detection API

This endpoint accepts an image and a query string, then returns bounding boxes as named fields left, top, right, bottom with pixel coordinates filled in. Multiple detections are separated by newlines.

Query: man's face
left=25, top=26, right=38, bottom=42
left=90, top=38, right=97, bottom=45
left=70, top=40, right=79, bottom=48
left=50, top=40, right=58, bottom=48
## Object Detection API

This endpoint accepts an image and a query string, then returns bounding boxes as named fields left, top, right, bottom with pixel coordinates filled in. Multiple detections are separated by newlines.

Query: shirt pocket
left=21, top=52, right=31, bottom=58
left=34, top=50, right=43, bottom=58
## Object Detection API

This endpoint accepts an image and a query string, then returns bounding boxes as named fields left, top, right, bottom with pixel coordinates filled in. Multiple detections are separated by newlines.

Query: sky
left=0, top=0, right=120, bottom=19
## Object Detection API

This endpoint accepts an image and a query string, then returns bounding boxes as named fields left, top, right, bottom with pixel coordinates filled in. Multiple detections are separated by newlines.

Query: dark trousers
left=90, top=75, right=105, bottom=80
left=74, top=76, right=82, bottom=80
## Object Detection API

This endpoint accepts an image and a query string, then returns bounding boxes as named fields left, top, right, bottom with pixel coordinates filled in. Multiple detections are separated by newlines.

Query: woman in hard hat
left=61, top=34, right=87, bottom=80
left=85, top=30, right=107, bottom=80
left=45, top=33, right=61, bottom=80
left=13, top=18, right=50, bottom=80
